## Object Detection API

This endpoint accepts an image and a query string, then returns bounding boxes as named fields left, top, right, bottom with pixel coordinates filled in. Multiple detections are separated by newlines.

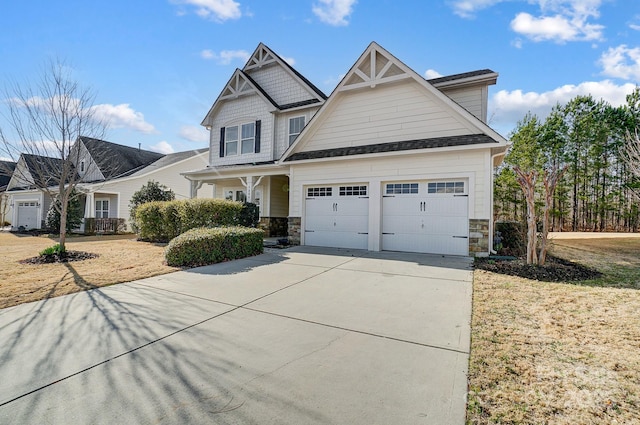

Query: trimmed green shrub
left=135, top=198, right=245, bottom=242
left=239, top=202, right=260, bottom=228
left=129, top=180, right=175, bottom=232
left=178, top=198, right=242, bottom=230
left=165, top=226, right=264, bottom=267
left=495, top=221, right=526, bottom=256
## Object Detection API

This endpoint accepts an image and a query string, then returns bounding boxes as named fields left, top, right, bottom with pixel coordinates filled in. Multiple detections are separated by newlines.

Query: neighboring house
left=185, top=42, right=509, bottom=256
left=6, top=138, right=209, bottom=231
left=0, top=160, right=17, bottom=226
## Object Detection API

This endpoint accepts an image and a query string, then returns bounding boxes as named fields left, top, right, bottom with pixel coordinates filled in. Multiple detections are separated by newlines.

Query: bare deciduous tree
left=0, top=59, right=107, bottom=251
left=622, top=129, right=640, bottom=200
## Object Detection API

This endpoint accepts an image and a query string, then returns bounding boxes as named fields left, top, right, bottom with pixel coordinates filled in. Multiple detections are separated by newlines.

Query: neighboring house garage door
left=17, top=201, right=39, bottom=229
left=304, top=185, right=369, bottom=249
left=382, top=181, right=469, bottom=255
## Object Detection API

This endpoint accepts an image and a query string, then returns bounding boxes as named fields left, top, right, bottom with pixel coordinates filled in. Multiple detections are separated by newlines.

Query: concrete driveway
left=0, top=246, right=473, bottom=424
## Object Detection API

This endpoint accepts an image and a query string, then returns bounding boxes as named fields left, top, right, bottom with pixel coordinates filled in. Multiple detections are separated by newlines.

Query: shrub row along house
left=4, top=137, right=208, bottom=233
left=184, top=42, right=509, bottom=256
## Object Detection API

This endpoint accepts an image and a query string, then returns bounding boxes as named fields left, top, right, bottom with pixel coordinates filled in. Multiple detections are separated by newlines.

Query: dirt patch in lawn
left=0, top=232, right=179, bottom=309
left=467, top=237, right=640, bottom=424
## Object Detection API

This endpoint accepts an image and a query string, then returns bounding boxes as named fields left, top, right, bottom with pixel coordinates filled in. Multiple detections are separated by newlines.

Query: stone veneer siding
left=287, top=216, right=301, bottom=245
left=469, top=219, right=490, bottom=256
left=259, top=217, right=289, bottom=237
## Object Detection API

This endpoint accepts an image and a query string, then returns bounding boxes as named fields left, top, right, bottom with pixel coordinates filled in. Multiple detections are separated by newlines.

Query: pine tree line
left=495, top=88, right=640, bottom=232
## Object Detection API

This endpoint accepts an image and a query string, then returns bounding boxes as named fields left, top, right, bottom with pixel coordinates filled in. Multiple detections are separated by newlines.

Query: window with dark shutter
left=219, top=127, right=225, bottom=158
left=255, top=120, right=261, bottom=153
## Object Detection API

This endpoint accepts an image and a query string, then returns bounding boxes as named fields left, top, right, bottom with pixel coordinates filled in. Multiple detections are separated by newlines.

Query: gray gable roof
left=284, top=134, right=497, bottom=162
left=128, top=148, right=208, bottom=177
left=80, top=137, right=164, bottom=180
left=0, top=160, right=16, bottom=190
left=18, top=154, right=68, bottom=189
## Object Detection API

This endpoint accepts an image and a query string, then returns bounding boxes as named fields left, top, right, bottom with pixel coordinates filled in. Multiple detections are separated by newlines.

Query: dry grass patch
left=468, top=237, right=640, bottom=425
left=0, top=232, right=179, bottom=309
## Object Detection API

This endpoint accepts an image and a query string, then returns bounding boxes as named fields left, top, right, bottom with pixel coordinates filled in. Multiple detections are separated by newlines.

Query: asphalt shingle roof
left=284, top=134, right=497, bottom=162
left=80, top=137, right=164, bottom=180
left=0, top=160, right=16, bottom=190
left=427, top=69, right=496, bottom=85
left=128, top=148, right=208, bottom=177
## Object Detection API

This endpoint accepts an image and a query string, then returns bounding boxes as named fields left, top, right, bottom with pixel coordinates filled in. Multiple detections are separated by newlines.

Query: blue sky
left=1, top=0, right=639, bottom=155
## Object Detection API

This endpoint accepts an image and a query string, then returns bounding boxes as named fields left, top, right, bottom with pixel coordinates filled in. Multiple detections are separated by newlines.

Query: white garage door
left=17, top=201, right=39, bottom=229
left=304, top=185, right=369, bottom=249
left=382, top=181, right=469, bottom=255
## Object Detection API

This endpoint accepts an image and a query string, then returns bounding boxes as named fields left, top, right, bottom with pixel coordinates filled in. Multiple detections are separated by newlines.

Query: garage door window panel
left=427, top=181, right=465, bottom=194
left=386, top=183, right=418, bottom=195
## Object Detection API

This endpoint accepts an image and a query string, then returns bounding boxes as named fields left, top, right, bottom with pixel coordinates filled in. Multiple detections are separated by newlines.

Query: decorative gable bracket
left=339, top=46, right=411, bottom=92
left=244, top=44, right=277, bottom=71
left=220, top=71, right=258, bottom=101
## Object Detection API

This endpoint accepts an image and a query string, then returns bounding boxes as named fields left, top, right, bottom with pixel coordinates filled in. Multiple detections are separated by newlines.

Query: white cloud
left=450, top=0, right=604, bottom=43
left=510, top=11, right=603, bottom=42
left=173, top=0, right=241, bottom=22
left=179, top=125, right=209, bottom=142
left=490, top=80, right=638, bottom=134
left=281, top=56, right=296, bottom=66
left=450, top=0, right=506, bottom=18
left=631, top=23, right=640, bottom=31
left=599, top=45, right=640, bottom=81
left=150, top=141, right=175, bottom=154
left=200, top=49, right=250, bottom=65
left=90, top=104, right=157, bottom=134
left=312, top=0, right=357, bottom=26
left=424, top=69, right=443, bottom=79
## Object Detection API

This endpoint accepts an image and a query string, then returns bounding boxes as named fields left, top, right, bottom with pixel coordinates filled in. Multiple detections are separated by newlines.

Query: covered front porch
left=184, top=164, right=290, bottom=237
left=79, top=191, right=126, bottom=234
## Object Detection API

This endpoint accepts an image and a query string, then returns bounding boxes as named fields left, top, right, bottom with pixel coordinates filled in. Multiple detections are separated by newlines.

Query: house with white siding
left=185, top=42, right=509, bottom=256
left=6, top=138, right=209, bottom=232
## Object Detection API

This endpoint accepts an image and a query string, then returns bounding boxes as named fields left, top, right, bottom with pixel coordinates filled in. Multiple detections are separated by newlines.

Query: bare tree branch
left=0, top=59, right=108, bottom=250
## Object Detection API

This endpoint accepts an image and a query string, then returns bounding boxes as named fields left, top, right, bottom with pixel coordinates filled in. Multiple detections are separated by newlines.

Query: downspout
left=489, top=148, right=509, bottom=255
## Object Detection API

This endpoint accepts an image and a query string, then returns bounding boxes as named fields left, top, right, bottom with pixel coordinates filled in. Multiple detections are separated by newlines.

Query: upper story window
left=289, top=116, right=305, bottom=145
left=220, top=120, right=261, bottom=157
left=241, top=122, right=255, bottom=154
left=80, top=161, right=85, bottom=173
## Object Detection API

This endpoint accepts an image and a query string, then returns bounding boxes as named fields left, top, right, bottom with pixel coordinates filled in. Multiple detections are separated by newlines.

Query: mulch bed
left=475, top=255, right=602, bottom=282
left=20, top=251, right=99, bottom=264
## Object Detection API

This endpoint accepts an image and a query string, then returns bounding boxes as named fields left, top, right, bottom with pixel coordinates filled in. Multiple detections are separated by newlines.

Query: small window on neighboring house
left=289, top=116, right=305, bottom=145
left=80, top=161, right=85, bottom=173
left=241, top=123, right=255, bottom=154
left=95, top=200, right=109, bottom=218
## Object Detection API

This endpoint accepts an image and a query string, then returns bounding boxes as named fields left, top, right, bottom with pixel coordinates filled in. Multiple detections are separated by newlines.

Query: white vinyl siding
left=208, top=95, right=273, bottom=166
left=289, top=149, right=487, bottom=222
left=295, top=80, right=476, bottom=153
left=440, top=85, right=486, bottom=123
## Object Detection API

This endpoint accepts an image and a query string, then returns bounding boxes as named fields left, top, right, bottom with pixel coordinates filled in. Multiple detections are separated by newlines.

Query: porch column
left=239, top=176, right=264, bottom=203
left=190, top=180, right=203, bottom=199
left=84, top=192, right=95, bottom=218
